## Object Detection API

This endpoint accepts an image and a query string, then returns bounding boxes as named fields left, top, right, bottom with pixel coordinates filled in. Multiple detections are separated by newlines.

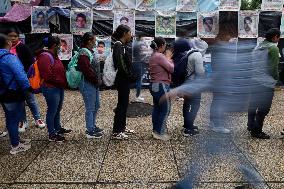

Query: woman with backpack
left=37, top=36, right=72, bottom=143
left=149, top=37, right=174, bottom=141
left=77, top=32, right=103, bottom=139
left=6, top=28, right=45, bottom=132
left=112, top=24, right=137, bottom=139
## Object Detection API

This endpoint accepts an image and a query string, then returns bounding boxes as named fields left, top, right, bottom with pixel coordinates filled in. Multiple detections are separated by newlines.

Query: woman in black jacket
left=112, top=25, right=137, bottom=139
left=7, top=28, right=45, bottom=132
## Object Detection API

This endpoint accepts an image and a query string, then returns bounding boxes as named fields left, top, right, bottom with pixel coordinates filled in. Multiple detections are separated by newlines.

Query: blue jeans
left=42, top=87, right=64, bottom=137
left=1, top=102, right=24, bottom=146
left=79, top=80, right=100, bottom=133
left=183, top=93, right=201, bottom=130
left=149, top=83, right=171, bottom=134
left=22, top=91, right=41, bottom=122
left=135, top=62, right=144, bottom=97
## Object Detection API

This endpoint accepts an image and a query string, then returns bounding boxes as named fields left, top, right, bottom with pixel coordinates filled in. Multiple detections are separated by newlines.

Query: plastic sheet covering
left=176, top=0, right=197, bottom=12
left=136, top=0, right=155, bottom=11
left=71, top=0, right=92, bottom=8
left=198, top=0, right=218, bottom=12
left=176, top=12, right=197, bottom=37
left=258, top=11, right=281, bottom=37
left=135, top=10, right=155, bottom=37
left=113, top=0, right=135, bottom=9
left=93, top=10, right=113, bottom=36
left=156, top=0, right=177, bottom=11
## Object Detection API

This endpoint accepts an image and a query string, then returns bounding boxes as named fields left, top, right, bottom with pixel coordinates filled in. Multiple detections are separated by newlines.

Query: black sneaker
left=58, top=128, right=72, bottom=135
left=281, top=129, right=284, bottom=135
left=86, top=131, right=103, bottom=139
left=49, top=134, right=65, bottom=143
left=251, top=132, right=270, bottom=139
left=94, top=127, right=104, bottom=133
left=183, top=128, right=199, bottom=137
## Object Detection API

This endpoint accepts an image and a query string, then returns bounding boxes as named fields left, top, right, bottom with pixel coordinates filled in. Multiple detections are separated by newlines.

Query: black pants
left=247, top=86, right=274, bottom=133
left=183, top=93, right=201, bottom=130
left=113, top=80, right=130, bottom=133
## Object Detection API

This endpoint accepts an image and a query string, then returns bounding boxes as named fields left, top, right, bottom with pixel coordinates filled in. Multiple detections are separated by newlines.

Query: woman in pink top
left=148, top=37, right=174, bottom=141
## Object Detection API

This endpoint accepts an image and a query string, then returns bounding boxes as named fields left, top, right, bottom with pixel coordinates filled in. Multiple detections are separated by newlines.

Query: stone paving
left=0, top=89, right=283, bottom=189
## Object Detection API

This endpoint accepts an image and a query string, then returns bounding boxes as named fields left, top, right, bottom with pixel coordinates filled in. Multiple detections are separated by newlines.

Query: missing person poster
left=113, top=10, right=135, bottom=36
left=70, top=8, right=93, bottom=35
left=155, top=11, right=176, bottom=38
left=94, top=36, right=111, bottom=66
left=50, top=0, right=71, bottom=7
left=93, top=0, right=113, bottom=10
left=238, top=11, right=259, bottom=38
left=197, top=11, right=219, bottom=38
left=136, top=0, right=155, bottom=11
left=261, top=0, right=283, bottom=11
left=52, top=34, right=73, bottom=60
left=176, top=0, right=197, bottom=12
left=31, top=6, right=50, bottom=33
left=219, top=0, right=240, bottom=11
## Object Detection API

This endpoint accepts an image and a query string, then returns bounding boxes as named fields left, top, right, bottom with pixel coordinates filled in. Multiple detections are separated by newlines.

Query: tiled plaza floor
left=0, top=89, right=283, bottom=189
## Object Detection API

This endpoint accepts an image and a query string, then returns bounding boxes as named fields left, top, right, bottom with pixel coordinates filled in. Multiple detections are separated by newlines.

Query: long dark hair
left=112, top=24, right=131, bottom=41
left=82, top=32, right=95, bottom=46
left=43, top=36, right=60, bottom=49
left=150, top=37, right=166, bottom=50
left=6, top=27, right=20, bottom=36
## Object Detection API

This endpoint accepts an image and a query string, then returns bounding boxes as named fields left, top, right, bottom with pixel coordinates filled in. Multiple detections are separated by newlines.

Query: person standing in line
left=247, top=28, right=281, bottom=139
left=148, top=37, right=174, bottom=141
left=172, top=38, right=207, bottom=137
left=37, top=36, right=72, bottom=143
left=77, top=32, right=104, bottom=139
left=0, top=34, right=31, bottom=155
left=112, top=25, right=137, bottom=139
left=6, top=28, right=46, bottom=132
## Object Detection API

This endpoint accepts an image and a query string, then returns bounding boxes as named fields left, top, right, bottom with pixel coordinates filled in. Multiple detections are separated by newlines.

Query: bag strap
left=40, top=52, right=55, bottom=65
left=80, top=48, right=94, bottom=60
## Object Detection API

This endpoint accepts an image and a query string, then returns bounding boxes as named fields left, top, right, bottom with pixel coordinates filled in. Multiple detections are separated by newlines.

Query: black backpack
left=172, top=49, right=199, bottom=87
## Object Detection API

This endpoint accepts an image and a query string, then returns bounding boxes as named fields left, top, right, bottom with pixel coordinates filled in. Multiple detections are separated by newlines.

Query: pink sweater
left=149, top=52, right=174, bottom=85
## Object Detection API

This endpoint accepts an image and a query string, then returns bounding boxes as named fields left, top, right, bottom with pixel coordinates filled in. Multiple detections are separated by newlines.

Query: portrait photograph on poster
left=52, top=34, right=73, bottom=60
left=176, top=12, right=197, bottom=37
left=136, top=0, right=155, bottom=11
left=261, top=0, right=283, bottom=11
left=113, top=10, right=135, bottom=35
left=176, top=0, right=197, bottom=12
left=93, top=0, right=113, bottom=10
left=155, top=11, right=176, bottom=38
left=239, top=11, right=259, bottom=38
left=31, top=6, right=50, bottom=33
left=219, top=0, right=240, bottom=11
left=94, top=36, right=111, bottom=66
left=50, top=0, right=71, bottom=7
left=71, top=8, right=93, bottom=35
left=197, top=11, right=219, bottom=38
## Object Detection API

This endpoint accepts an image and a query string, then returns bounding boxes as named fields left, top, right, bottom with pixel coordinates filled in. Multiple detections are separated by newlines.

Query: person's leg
left=113, top=81, right=130, bottom=133
left=80, top=81, right=96, bottom=133
left=150, top=83, right=160, bottom=133
left=93, top=87, right=100, bottom=129
left=25, top=91, right=41, bottom=120
left=136, top=63, right=143, bottom=98
left=2, top=102, right=24, bottom=147
left=42, top=87, right=60, bottom=137
left=54, top=88, right=64, bottom=133
left=254, top=89, right=274, bottom=133
left=156, top=83, right=171, bottom=135
left=247, top=96, right=257, bottom=131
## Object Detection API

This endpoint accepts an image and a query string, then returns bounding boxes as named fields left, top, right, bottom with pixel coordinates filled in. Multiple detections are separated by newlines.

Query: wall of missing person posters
left=1, top=0, right=284, bottom=86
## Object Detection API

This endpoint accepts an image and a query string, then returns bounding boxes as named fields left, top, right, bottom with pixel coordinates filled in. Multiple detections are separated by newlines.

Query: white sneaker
left=112, top=132, right=128, bottom=140
left=19, top=121, right=28, bottom=132
left=211, top=127, right=231, bottom=134
left=125, top=127, right=135, bottom=134
left=135, top=96, right=145, bottom=102
left=19, top=138, right=31, bottom=145
left=35, top=119, right=46, bottom=129
left=0, top=131, right=7, bottom=137
left=10, top=143, right=31, bottom=155
left=152, top=132, right=170, bottom=141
